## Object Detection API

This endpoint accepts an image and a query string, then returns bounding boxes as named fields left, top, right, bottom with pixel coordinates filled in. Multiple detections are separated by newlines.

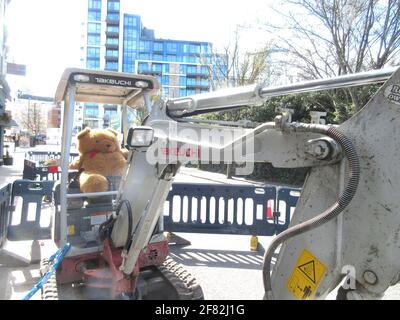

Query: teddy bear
left=69, top=127, right=129, bottom=193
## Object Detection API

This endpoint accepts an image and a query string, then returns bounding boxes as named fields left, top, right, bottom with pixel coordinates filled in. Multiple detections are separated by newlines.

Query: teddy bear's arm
left=69, top=157, right=83, bottom=170
left=120, top=148, right=129, bottom=159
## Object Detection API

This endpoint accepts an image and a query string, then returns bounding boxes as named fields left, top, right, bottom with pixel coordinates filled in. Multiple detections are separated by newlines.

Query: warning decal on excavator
left=286, top=248, right=327, bottom=300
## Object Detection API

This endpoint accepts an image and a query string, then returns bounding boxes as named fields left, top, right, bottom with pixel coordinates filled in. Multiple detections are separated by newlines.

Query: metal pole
left=60, top=84, right=76, bottom=247
left=259, top=67, right=396, bottom=98
left=167, top=67, right=397, bottom=117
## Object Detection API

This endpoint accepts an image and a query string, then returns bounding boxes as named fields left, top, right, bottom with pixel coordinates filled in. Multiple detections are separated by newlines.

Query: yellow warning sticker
left=286, top=248, right=327, bottom=300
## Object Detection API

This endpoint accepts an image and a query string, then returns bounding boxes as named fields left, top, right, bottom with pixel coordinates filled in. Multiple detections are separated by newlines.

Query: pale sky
left=5, top=0, right=274, bottom=98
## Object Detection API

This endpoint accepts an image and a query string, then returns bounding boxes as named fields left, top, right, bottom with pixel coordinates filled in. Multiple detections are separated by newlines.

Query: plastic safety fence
left=163, top=183, right=300, bottom=236
left=23, top=151, right=79, bottom=181
left=7, top=180, right=55, bottom=241
left=0, top=183, right=12, bottom=247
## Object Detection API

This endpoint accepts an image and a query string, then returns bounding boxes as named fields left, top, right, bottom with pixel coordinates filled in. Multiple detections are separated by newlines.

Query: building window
left=162, top=64, right=169, bottom=73
left=153, top=54, right=162, bottom=61
left=105, top=61, right=118, bottom=70
left=84, top=104, right=99, bottom=118
left=179, top=64, right=187, bottom=74
left=106, top=49, right=118, bottom=57
left=139, top=41, right=151, bottom=52
left=179, top=76, right=186, bottom=86
left=152, top=63, right=162, bottom=72
left=103, top=105, right=119, bottom=128
left=87, top=47, right=100, bottom=59
left=166, top=42, right=177, bottom=53
left=189, top=44, right=200, bottom=54
left=107, top=0, right=120, bottom=11
left=154, top=42, right=163, bottom=52
left=106, top=25, right=119, bottom=33
left=87, top=34, right=100, bottom=45
left=139, top=53, right=150, bottom=60
left=138, top=62, right=149, bottom=72
left=187, top=89, right=196, bottom=95
left=162, top=75, right=169, bottom=85
left=86, top=59, right=100, bottom=69
left=186, top=77, right=196, bottom=86
left=124, top=14, right=137, bottom=27
left=179, top=88, right=187, bottom=97
left=106, top=37, right=118, bottom=45
left=107, top=13, right=120, bottom=21
left=87, top=22, right=101, bottom=34
left=88, top=9, right=101, bottom=21
left=88, top=0, right=101, bottom=9
left=162, top=87, right=169, bottom=96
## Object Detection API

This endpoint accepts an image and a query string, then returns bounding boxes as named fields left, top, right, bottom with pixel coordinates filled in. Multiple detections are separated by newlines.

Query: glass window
left=189, top=44, right=200, bottom=54
left=162, top=64, right=169, bottom=73
left=186, top=89, right=196, bottom=95
left=154, top=42, right=163, bottom=52
left=179, top=88, right=187, bottom=97
left=84, top=104, right=99, bottom=118
left=106, top=37, right=118, bottom=45
left=88, top=9, right=101, bottom=21
left=87, top=47, right=100, bottom=58
left=162, top=87, right=169, bottom=96
left=179, top=76, right=186, bottom=86
left=87, top=22, right=101, bottom=34
left=153, top=54, right=163, bottom=61
left=107, top=0, right=120, bottom=11
left=186, top=65, right=197, bottom=74
left=179, top=64, right=187, bottom=74
left=152, top=63, right=162, bottom=72
left=106, top=49, right=118, bottom=57
left=139, top=53, right=150, bottom=60
left=162, top=75, right=169, bottom=85
left=186, top=78, right=196, bottom=85
left=105, top=61, right=118, bottom=70
left=106, top=25, right=119, bottom=33
left=86, top=59, right=100, bottom=69
left=166, top=42, right=177, bottom=53
left=107, top=13, right=119, bottom=21
left=87, top=34, right=100, bottom=45
left=89, top=0, right=101, bottom=10
left=138, top=62, right=149, bottom=72
left=103, top=105, right=119, bottom=128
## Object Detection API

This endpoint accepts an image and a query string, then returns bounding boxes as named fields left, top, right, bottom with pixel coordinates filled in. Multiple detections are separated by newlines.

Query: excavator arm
left=111, top=66, right=400, bottom=299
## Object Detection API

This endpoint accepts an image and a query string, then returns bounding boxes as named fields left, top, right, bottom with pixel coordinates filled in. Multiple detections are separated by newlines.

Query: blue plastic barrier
left=0, top=183, right=12, bottom=247
left=163, top=183, right=301, bottom=236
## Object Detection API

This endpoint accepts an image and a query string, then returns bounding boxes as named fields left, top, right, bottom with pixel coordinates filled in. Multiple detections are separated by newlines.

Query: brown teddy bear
left=69, top=127, right=128, bottom=193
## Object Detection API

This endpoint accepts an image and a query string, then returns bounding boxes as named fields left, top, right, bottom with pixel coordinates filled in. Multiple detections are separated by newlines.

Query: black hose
left=99, top=199, right=133, bottom=252
left=263, top=124, right=360, bottom=299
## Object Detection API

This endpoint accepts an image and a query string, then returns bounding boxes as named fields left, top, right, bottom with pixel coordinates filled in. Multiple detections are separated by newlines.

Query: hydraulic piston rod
left=166, top=67, right=397, bottom=117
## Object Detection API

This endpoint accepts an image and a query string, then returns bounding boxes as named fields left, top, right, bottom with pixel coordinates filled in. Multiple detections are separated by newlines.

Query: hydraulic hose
left=263, top=124, right=360, bottom=299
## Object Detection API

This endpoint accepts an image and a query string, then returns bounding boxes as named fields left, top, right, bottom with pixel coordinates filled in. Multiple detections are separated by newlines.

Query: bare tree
left=201, top=27, right=272, bottom=89
left=16, top=102, right=47, bottom=135
left=265, top=0, right=400, bottom=110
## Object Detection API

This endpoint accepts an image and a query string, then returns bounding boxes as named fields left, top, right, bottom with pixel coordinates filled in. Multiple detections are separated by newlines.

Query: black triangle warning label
left=298, top=260, right=316, bottom=283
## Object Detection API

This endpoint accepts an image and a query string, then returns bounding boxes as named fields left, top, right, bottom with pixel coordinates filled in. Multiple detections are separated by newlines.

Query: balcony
left=186, top=71, right=209, bottom=77
left=105, top=55, right=119, bottom=61
left=105, top=31, right=119, bottom=38
left=186, top=82, right=210, bottom=89
left=105, top=43, right=119, bottom=50
left=107, top=8, right=120, bottom=13
left=106, top=16, right=120, bottom=25
left=138, top=69, right=162, bottom=76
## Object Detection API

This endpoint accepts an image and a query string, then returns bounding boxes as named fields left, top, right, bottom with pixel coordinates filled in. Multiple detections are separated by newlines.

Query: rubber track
left=40, top=258, right=59, bottom=300
left=157, top=256, right=204, bottom=300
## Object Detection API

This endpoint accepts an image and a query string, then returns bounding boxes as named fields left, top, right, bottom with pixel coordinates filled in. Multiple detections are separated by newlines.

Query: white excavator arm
left=109, top=66, right=400, bottom=299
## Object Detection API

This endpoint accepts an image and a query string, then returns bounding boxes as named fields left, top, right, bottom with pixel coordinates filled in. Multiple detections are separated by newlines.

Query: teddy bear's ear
left=77, top=127, right=91, bottom=139
left=106, top=128, right=118, bottom=136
